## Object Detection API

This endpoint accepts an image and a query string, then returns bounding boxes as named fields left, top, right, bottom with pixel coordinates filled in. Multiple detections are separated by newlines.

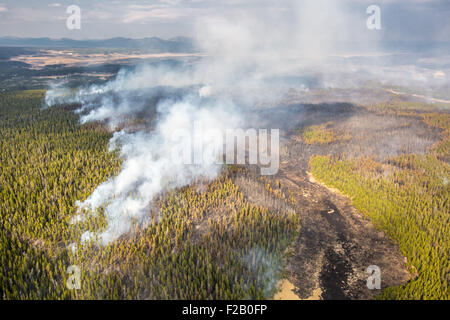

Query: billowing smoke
left=44, top=0, right=371, bottom=244
left=46, top=63, right=249, bottom=244
left=75, top=98, right=242, bottom=244
left=45, top=0, right=448, bottom=244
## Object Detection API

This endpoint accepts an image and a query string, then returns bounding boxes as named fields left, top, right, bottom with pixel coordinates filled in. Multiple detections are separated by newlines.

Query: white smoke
left=74, top=98, right=241, bottom=244
left=46, top=0, right=446, bottom=244
left=45, top=0, right=373, bottom=244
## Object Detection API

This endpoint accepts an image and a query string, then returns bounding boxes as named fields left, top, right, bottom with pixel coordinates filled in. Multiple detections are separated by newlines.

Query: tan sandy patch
left=273, top=279, right=322, bottom=300
left=11, top=50, right=204, bottom=69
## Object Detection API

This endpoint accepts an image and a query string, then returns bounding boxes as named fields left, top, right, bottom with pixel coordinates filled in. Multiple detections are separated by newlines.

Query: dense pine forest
left=0, top=90, right=300, bottom=299
left=1, top=89, right=449, bottom=300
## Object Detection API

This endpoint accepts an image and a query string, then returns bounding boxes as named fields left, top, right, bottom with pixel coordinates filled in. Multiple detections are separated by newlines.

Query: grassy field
left=300, top=122, right=349, bottom=145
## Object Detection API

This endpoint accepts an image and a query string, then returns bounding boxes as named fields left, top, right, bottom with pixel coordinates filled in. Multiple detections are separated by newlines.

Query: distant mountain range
left=0, top=36, right=196, bottom=52
left=1, top=36, right=449, bottom=56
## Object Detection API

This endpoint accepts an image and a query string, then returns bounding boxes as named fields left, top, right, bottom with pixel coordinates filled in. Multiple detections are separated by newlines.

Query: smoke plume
left=45, top=0, right=449, bottom=244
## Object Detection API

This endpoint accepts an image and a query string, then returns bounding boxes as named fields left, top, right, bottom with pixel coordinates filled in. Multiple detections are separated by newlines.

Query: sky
left=0, top=0, right=449, bottom=42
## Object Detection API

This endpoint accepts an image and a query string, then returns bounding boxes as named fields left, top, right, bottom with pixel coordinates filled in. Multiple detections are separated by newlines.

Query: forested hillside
left=0, top=90, right=299, bottom=299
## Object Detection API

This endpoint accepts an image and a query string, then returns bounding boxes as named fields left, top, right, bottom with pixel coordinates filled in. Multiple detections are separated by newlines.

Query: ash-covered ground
left=235, top=94, right=446, bottom=299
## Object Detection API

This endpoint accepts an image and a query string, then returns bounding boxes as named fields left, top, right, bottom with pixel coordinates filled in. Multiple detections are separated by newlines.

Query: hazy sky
left=0, top=0, right=449, bottom=41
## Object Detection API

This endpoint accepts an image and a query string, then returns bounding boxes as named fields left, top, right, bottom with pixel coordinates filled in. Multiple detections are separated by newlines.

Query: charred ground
left=1, top=89, right=448, bottom=300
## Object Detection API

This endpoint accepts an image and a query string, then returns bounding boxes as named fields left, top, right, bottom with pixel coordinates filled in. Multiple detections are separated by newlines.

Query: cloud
left=122, top=7, right=184, bottom=23
left=0, top=0, right=448, bottom=41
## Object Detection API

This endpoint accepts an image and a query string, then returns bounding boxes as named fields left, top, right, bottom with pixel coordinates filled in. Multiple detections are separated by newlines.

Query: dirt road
left=277, top=158, right=410, bottom=299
